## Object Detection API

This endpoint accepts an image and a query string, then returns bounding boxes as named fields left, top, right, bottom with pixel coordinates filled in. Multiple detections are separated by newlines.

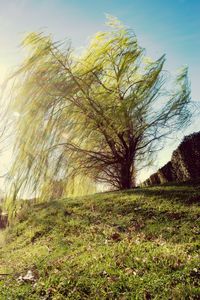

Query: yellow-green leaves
left=9, top=17, right=191, bottom=198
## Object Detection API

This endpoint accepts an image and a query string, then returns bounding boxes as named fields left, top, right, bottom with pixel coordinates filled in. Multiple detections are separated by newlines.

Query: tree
left=10, top=17, right=191, bottom=196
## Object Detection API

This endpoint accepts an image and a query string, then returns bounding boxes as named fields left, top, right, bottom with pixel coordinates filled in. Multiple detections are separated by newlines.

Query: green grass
left=0, top=184, right=200, bottom=299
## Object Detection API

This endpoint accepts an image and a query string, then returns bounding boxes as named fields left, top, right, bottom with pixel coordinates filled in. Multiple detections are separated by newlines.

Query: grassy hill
left=0, top=184, right=199, bottom=299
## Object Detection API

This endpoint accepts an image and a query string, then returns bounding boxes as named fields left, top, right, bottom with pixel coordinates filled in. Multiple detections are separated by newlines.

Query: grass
left=0, top=184, right=199, bottom=299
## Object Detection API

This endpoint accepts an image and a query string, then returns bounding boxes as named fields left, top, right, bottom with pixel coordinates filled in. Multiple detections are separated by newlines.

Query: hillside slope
left=0, top=184, right=200, bottom=299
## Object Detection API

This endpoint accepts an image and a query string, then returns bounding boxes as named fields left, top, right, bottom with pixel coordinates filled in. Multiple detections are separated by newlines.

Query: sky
left=0, top=0, right=199, bottom=188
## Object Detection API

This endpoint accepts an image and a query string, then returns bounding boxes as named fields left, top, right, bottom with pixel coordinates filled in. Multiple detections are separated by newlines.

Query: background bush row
left=142, top=131, right=200, bottom=186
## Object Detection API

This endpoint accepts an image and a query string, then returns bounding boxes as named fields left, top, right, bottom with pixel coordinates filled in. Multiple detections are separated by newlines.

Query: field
left=0, top=183, right=199, bottom=299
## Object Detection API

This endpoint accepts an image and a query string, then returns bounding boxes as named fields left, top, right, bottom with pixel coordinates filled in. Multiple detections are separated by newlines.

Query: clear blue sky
left=0, top=0, right=199, bottom=183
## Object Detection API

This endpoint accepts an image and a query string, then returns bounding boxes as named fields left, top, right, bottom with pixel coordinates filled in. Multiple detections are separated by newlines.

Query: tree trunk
left=120, top=161, right=135, bottom=189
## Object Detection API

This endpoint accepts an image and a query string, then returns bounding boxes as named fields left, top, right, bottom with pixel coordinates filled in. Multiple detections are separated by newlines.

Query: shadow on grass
left=21, top=183, right=200, bottom=236
left=121, top=186, right=200, bottom=205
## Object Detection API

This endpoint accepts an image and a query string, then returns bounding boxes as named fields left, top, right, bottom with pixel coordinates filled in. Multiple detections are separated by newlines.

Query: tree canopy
left=10, top=17, right=191, bottom=198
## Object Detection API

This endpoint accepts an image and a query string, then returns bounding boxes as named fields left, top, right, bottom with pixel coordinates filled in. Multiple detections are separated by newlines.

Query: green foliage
left=0, top=184, right=199, bottom=299
left=10, top=17, right=191, bottom=198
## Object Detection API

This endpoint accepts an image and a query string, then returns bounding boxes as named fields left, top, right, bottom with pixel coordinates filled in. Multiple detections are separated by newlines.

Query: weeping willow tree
left=10, top=17, right=191, bottom=200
